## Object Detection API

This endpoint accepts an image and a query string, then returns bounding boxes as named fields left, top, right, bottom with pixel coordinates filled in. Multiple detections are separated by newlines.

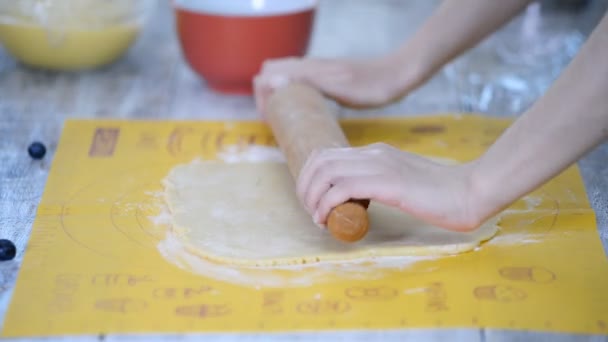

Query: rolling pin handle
left=327, top=199, right=370, bottom=242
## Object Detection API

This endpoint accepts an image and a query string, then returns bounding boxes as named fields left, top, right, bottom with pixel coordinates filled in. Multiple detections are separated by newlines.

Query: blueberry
left=28, top=142, right=46, bottom=159
left=0, top=239, right=16, bottom=261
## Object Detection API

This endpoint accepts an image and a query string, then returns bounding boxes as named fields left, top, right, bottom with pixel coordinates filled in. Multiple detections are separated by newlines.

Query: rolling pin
left=265, top=83, right=370, bottom=243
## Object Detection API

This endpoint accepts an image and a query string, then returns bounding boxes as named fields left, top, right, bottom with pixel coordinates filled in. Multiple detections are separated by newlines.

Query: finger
left=313, top=175, right=394, bottom=224
left=253, top=76, right=266, bottom=116
left=253, top=73, right=293, bottom=118
left=304, top=159, right=377, bottom=216
left=260, top=58, right=309, bottom=84
left=254, top=58, right=311, bottom=114
left=296, top=149, right=320, bottom=207
left=265, top=58, right=324, bottom=77
left=296, top=148, right=332, bottom=203
left=265, top=58, right=349, bottom=94
left=296, top=147, right=358, bottom=207
left=261, top=57, right=300, bottom=73
left=299, top=62, right=355, bottom=99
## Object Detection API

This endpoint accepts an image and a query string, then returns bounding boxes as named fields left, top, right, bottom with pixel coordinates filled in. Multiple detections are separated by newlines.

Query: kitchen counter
left=0, top=0, right=606, bottom=341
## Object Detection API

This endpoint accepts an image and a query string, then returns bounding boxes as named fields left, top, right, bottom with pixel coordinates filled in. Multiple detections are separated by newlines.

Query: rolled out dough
left=163, top=161, right=498, bottom=267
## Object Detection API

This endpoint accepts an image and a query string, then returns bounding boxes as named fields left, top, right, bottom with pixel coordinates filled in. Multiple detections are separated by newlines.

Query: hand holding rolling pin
left=254, top=1, right=608, bottom=234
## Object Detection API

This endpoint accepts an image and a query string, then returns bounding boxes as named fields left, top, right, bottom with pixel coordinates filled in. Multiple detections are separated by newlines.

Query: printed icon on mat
left=473, top=284, right=527, bottom=302
left=296, top=299, right=351, bottom=315
left=499, top=266, right=556, bottom=283
left=91, top=274, right=154, bottom=287
left=95, top=298, right=148, bottom=313
left=167, top=126, right=193, bottom=156
left=262, top=291, right=284, bottom=315
left=49, top=274, right=82, bottom=313
left=175, top=304, right=231, bottom=318
left=345, top=286, right=398, bottom=301
left=425, top=282, right=449, bottom=312
left=89, top=127, right=120, bottom=157
left=202, top=131, right=274, bottom=153
left=136, top=132, right=159, bottom=150
left=167, top=125, right=275, bottom=157
left=153, top=286, right=214, bottom=299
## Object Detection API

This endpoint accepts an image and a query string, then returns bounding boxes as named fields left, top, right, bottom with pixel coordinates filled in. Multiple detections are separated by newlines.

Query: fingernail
left=313, top=211, right=321, bottom=224
left=312, top=211, right=326, bottom=230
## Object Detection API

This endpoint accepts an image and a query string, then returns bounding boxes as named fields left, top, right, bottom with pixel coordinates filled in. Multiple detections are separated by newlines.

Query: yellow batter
left=0, top=1, right=141, bottom=70
left=163, top=160, right=499, bottom=267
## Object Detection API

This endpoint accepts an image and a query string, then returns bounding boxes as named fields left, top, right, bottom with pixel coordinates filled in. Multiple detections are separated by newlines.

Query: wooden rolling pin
left=265, top=83, right=370, bottom=243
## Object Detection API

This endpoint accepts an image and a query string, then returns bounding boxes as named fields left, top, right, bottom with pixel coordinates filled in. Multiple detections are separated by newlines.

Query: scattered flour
left=523, top=195, right=542, bottom=210
left=144, top=190, right=163, bottom=199
left=148, top=205, right=172, bottom=226
left=486, top=232, right=543, bottom=245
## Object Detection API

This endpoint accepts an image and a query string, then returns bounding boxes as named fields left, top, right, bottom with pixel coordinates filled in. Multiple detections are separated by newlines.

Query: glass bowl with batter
left=0, top=0, right=153, bottom=71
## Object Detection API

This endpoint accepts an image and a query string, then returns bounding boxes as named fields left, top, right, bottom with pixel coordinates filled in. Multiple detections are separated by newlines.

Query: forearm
left=471, top=13, right=608, bottom=220
left=389, top=0, right=533, bottom=87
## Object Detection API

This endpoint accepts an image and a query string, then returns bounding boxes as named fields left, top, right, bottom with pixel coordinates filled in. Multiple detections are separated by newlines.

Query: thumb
left=253, top=74, right=291, bottom=120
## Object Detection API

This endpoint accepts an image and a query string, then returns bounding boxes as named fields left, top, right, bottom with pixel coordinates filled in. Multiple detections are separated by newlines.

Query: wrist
left=384, top=44, right=436, bottom=98
left=465, top=158, right=508, bottom=227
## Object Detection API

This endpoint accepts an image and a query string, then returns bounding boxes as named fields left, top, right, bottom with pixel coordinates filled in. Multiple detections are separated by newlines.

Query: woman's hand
left=254, top=56, right=422, bottom=114
left=297, top=143, right=486, bottom=232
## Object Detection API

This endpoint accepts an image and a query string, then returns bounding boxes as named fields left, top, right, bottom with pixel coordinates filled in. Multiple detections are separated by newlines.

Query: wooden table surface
left=1, top=0, right=607, bottom=341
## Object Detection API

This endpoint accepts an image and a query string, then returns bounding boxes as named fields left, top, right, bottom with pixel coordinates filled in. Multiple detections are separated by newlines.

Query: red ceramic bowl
left=174, top=0, right=317, bottom=95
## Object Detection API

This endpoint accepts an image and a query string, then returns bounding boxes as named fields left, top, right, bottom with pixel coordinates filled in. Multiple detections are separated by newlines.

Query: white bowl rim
left=173, top=0, right=317, bottom=17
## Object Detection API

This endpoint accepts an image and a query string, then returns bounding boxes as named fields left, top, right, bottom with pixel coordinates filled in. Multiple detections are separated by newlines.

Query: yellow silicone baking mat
left=2, top=114, right=607, bottom=337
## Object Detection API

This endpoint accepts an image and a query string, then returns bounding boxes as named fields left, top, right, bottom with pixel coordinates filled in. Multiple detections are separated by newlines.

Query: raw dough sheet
left=163, top=161, right=498, bottom=267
